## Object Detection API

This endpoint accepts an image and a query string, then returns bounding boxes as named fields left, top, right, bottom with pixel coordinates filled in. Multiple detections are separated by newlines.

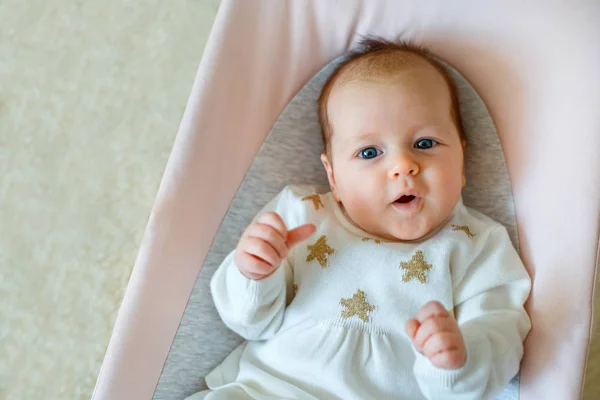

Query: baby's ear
left=320, top=153, right=340, bottom=202
left=461, top=156, right=467, bottom=188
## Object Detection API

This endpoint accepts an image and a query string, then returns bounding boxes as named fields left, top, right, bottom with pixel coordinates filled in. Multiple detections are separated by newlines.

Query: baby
left=190, top=38, right=531, bottom=399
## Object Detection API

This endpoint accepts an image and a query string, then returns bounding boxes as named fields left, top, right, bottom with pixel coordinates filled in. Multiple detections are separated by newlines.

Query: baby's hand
left=405, top=301, right=466, bottom=370
left=235, top=212, right=316, bottom=280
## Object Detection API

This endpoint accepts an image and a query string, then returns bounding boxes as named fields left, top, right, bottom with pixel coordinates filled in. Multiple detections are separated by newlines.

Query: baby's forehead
left=332, top=50, right=435, bottom=88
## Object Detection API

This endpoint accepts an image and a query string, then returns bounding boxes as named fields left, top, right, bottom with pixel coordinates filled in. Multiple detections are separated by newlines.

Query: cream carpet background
left=1, top=1, right=599, bottom=399
left=0, top=1, right=219, bottom=399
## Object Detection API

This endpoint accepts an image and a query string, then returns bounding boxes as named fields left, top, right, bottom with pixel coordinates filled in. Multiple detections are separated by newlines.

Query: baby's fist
left=235, top=212, right=316, bottom=280
left=405, top=301, right=466, bottom=370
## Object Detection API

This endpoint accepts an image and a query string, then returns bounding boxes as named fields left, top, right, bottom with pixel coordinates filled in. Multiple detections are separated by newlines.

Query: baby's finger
left=257, top=212, right=288, bottom=239
left=413, top=316, right=456, bottom=351
left=244, top=237, right=281, bottom=267
left=286, top=224, right=317, bottom=248
left=235, top=251, right=274, bottom=279
left=404, top=319, right=420, bottom=340
left=246, top=223, right=288, bottom=259
left=422, top=331, right=460, bottom=359
left=430, top=348, right=466, bottom=370
left=416, top=301, right=450, bottom=324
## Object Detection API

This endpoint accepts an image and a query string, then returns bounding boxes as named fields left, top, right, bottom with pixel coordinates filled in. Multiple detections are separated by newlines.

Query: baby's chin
left=383, top=228, right=429, bottom=242
left=342, top=203, right=444, bottom=241
left=375, top=218, right=434, bottom=242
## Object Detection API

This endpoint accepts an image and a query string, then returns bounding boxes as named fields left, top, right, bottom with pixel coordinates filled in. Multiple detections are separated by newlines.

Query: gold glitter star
left=451, top=224, right=475, bottom=238
left=301, top=194, right=324, bottom=211
left=361, top=237, right=381, bottom=244
left=293, top=284, right=298, bottom=295
left=306, top=235, right=334, bottom=267
left=340, top=289, right=375, bottom=323
left=400, top=250, right=432, bottom=284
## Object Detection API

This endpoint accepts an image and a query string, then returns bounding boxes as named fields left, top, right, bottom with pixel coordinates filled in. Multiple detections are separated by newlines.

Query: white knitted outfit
left=191, top=185, right=531, bottom=400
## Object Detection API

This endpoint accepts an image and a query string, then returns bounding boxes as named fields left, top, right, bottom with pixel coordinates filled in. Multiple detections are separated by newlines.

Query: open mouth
left=395, top=195, right=416, bottom=204
left=392, top=194, right=421, bottom=213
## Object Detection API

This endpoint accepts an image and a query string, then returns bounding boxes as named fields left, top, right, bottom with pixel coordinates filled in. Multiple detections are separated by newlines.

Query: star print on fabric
left=306, top=235, right=334, bottom=267
left=400, top=250, right=432, bottom=284
left=361, top=237, right=382, bottom=244
left=340, top=289, right=375, bottom=323
left=301, top=194, right=324, bottom=211
left=451, top=224, right=475, bottom=238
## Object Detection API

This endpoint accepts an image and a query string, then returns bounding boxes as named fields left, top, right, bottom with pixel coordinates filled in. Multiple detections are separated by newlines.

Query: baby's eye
left=358, top=147, right=382, bottom=159
left=414, top=138, right=438, bottom=149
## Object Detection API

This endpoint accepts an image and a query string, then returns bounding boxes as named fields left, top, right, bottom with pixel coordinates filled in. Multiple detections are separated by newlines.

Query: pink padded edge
left=93, top=1, right=600, bottom=399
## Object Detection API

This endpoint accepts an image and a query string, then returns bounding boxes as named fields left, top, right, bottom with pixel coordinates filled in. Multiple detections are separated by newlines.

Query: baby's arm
left=210, top=248, right=293, bottom=341
left=413, top=226, right=531, bottom=400
left=210, top=187, right=315, bottom=341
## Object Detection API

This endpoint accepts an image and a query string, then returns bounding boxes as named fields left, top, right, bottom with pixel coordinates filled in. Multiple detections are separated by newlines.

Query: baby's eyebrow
left=353, top=131, right=380, bottom=142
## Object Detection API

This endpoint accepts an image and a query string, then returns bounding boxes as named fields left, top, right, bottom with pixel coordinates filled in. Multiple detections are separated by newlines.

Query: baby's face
left=322, top=61, right=465, bottom=241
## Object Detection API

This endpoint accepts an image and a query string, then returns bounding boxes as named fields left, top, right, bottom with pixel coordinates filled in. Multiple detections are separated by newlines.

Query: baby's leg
left=185, top=386, right=254, bottom=400
left=184, top=389, right=209, bottom=400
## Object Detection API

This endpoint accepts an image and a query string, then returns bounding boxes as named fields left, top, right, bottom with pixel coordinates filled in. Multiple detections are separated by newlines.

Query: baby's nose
left=388, top=153, right=420, bottom=179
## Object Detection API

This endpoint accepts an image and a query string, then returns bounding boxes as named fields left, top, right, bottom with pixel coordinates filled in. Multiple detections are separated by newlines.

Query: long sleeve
left=210, top=250, right=294, bottom=340
left=210, top=186, right=308, bottom=341
left=413, top=225, right=532, bottom=400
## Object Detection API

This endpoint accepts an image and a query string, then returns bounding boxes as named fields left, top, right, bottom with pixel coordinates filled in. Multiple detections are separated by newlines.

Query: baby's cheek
left=344, top=192, right=381, bottom=226
left=429, top=168, right=462, bottom=201
left=350, top=194, right=377, bottom=218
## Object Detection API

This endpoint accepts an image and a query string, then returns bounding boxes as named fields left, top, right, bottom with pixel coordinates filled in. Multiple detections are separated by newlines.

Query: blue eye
left=358, top=147, right=382, bottom=159
left=414, top=139, right=437, bottom=149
